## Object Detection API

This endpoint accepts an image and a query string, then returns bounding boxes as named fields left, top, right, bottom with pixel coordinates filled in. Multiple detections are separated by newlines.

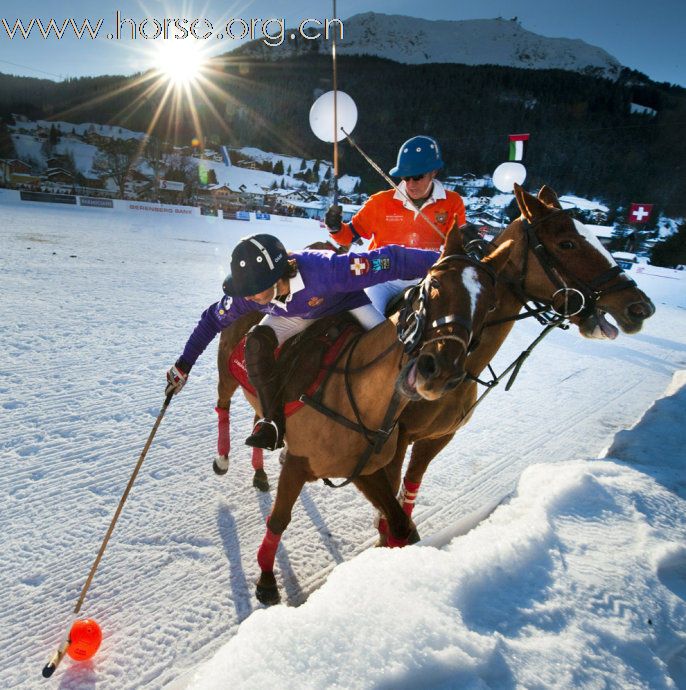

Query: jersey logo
left=372, top=257, right=391, bottom=272
left=308, top=296, right=324, bottom=307
left=435, top=212, right=448, bottom=224
left=349, top=257, right=370, bottom=276
left=385, top=214, right=405, bottom=222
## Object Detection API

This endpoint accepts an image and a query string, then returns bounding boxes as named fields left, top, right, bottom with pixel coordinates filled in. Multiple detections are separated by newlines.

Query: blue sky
left=0, top=0, right=683, bottom=86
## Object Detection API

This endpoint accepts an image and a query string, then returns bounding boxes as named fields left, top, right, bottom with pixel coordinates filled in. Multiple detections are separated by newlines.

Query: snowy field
left=1, top=194, right=684, bottom=689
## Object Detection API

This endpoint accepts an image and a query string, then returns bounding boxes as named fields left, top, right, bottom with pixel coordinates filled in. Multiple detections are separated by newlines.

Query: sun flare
left=153, top=39, right=208, bottom=86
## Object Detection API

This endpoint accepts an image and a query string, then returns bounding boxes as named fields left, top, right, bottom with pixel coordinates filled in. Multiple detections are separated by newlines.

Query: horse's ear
left=514, top=183, right=548, bottom=221
left=440, top=214, right=465, bottom=257
left=482, top=239, right=513, bottom=275
left=538, top=185, right=562, bottom=209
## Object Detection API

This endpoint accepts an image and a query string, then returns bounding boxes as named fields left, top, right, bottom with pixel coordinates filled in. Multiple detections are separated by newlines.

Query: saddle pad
left=228, top=325, right=358, bottom=417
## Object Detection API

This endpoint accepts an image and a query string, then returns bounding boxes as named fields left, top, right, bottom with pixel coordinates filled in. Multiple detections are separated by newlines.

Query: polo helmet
left=389, top=135, right=444, bottom=177
left=222, top=234, right=287, bottom=296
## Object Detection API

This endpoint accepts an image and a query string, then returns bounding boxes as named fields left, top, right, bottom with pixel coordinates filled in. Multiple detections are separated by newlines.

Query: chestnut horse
left=234, top=229, right=512, bottom=604
left=379, top=183, right=655, bottom=539
left=215, top=185, right=655, bottom=556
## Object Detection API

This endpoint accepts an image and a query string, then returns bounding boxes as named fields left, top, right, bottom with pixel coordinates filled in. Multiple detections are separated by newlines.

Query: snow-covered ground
left=1, top=194, right=684, bottom=689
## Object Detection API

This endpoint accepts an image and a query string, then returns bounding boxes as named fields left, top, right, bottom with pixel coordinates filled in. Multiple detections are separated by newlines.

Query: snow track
left=1, top=200, right=684, bottom=689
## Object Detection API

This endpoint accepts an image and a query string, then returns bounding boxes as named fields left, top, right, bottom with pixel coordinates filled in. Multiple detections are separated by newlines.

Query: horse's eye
left=488, top=304, right=497, bottom=313
left=430, top=278, right=440, bottom=289
left=559, top=240, right=575, bottom=250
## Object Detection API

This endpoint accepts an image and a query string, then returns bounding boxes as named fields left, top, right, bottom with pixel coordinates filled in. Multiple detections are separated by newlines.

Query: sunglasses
left=401, top=173, right=428, bottom=182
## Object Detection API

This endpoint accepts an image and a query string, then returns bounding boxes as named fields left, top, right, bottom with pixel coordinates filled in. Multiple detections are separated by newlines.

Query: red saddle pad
left=228, top=325, right=358, bottom=417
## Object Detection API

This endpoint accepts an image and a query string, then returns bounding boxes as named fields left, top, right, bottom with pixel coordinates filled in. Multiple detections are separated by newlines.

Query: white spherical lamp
left=309, top=91, right=358, bottom=143
left=492, top=162, right=527, bottom=193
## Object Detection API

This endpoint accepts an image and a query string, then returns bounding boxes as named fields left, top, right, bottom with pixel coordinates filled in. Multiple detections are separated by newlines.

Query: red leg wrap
left=386, top=533, right=409, bottom=548
left=215, top=407, right=230, bottom=457
left=400, top=478, right=421, bottom=517
left=257, top=525, right=281, bottom=572
left=377, top=517, right=388, bottom=537
left=251, top=447, right=264, bottom=471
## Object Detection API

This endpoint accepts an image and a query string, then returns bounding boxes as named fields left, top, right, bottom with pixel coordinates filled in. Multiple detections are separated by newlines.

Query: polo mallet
left=41, top=391, right=174, bottom=678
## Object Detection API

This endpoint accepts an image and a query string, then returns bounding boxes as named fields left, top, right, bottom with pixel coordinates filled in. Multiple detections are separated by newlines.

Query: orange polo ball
left=66, top=619, right=102, bottom=661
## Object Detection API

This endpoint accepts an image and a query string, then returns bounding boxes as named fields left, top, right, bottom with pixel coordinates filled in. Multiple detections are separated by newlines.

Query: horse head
left=510, top=184, right=655, bottom=339
left=397, top=224, right=512, bottom=400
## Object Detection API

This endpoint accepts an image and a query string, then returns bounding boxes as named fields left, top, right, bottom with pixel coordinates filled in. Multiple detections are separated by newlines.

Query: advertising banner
left=20, top=191, right=76, bottom=205
left=80, top=196, right=114, bottom=208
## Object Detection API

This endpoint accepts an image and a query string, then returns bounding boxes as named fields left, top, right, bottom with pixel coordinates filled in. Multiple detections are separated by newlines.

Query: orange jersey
left=332, top=182, right=466, bottom=250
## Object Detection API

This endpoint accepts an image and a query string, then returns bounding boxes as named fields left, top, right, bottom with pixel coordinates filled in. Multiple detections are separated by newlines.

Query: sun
left=153, top=39, right=209, bottom=86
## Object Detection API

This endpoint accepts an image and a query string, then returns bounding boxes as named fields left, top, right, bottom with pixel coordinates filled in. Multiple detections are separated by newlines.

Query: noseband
left=397, top=254, right=497, bottom=355
left=519, top=210, right=637, bottom=319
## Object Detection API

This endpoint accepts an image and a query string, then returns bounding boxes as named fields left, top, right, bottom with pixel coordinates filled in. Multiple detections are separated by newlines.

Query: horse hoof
left=213, top=455, right=229, bottom=476
left=408, top=527, right=420, bottom=545
left=256, top=572, right=280, bottom=605
left=253, top=469, right=270, bottom=492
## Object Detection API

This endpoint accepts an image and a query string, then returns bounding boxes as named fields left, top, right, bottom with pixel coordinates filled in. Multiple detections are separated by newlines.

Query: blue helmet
left=389, top=135, right=444, bottom=177
left=223, top=234, right=287, bottom=297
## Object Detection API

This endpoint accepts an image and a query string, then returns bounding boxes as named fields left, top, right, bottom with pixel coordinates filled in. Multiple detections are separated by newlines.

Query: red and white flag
left=629, top=203, right=653, bottom=224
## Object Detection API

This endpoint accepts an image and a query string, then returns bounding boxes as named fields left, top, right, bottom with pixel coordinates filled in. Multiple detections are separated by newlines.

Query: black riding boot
left=244, top=325, right=285, bottom=451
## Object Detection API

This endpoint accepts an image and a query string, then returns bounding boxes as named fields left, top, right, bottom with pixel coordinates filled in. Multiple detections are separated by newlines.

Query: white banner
left=159, top=179, right=185, bottom=192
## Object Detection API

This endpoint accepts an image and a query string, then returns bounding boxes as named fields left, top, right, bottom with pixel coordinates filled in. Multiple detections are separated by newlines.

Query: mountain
left=235, top=13, right=623, bottom=79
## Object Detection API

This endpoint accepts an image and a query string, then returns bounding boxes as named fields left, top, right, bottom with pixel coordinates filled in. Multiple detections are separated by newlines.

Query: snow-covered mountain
left=235, top=13, right=623, bottom=79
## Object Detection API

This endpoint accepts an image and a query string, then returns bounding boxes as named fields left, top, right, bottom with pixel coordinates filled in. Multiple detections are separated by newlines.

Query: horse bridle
left=515, top=210, right=638, bottom=320
left=397, top=253, right=497, bottom=355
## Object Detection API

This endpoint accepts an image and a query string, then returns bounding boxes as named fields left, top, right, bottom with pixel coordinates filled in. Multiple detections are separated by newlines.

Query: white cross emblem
left=631, top=206, right=649, bottom=222
left=349, top=257, right=369, bottom=276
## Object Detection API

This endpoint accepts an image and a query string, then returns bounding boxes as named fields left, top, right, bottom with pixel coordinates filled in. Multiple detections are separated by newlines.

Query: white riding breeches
left=259, top=303, right=386, bottom=346
left=365, top=278, right=420, bottom=316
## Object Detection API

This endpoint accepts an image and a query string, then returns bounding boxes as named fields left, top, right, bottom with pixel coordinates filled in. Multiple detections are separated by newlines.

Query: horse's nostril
left=628, top=301, right=655, bottom=320
left=417, top=353, right=438, bottom=379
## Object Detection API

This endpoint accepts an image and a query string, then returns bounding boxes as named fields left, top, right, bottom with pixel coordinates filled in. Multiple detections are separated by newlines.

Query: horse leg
left=255, top=452, right=309, bottom=605
left=376, top=433, right=411, bottom=546
left=354, top=467, right=419, bottom=549
left=402, top=433, right=455, bottom=516
left=214, top=328, right=240, bottom=476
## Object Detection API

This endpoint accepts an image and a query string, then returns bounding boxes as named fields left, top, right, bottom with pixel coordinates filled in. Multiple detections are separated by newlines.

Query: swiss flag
left=629, top=203, right=653, bottom=224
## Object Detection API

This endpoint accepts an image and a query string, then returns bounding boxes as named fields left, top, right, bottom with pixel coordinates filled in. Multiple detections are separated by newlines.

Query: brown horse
left=216, top=185, right=655, bottom=553
left=378, top=183, right=656, bottom=538
left=232, top=229, right=512, bottom=604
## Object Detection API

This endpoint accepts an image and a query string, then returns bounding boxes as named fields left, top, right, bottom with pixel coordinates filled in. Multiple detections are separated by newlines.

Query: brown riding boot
left=244, top=325, right=285, bottom=451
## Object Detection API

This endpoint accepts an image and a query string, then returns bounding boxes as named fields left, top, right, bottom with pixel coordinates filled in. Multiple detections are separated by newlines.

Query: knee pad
left=245, top=325, right=278, bottom=360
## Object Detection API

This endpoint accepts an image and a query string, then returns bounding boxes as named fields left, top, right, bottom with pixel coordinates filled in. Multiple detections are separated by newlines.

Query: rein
left=457, top=210, right=636, bottom=412
left=301, top=330, right=405, bottom=489
left=305, top=251, right=496, bottom=489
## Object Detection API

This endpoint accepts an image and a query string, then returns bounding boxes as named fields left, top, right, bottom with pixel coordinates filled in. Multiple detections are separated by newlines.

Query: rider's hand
left=165, top=359, right=190, bottom=396
left=325, top=204, right=343, bottom=233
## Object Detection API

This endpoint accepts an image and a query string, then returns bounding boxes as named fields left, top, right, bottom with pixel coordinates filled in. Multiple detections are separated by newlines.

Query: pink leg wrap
left=251, top=447, right=264, bottom=471
left=400, top=478, right=421, bottom=517
left=257, top=524, right=282, bottom=572
left=215, top=407, right=230, bottom=457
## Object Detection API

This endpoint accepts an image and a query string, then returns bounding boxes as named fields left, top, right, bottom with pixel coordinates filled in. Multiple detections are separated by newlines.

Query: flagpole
left=332, top=0, right=339, bottom=206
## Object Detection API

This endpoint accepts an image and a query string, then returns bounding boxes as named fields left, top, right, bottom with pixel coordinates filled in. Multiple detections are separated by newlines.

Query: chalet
left=236, top=159, right=258, bottom=170
left=0, top=159, right=33, bottom=183
left=44, top=168, right=75, bottom=185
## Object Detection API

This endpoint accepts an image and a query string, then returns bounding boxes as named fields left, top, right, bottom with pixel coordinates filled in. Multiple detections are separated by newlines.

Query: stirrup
left=245, top=419, right=283, bottom=451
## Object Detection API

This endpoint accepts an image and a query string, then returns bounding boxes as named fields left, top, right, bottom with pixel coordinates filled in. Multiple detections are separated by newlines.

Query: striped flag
left=508, top=133, right=530, bottom=161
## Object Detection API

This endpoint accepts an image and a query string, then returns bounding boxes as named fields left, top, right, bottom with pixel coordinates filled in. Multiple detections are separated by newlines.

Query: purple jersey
left=180, top=245, right=439, bottom=366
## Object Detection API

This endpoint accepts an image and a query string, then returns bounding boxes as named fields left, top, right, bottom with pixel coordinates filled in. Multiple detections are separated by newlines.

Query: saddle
left=228, top=313, right=362, bottom=417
